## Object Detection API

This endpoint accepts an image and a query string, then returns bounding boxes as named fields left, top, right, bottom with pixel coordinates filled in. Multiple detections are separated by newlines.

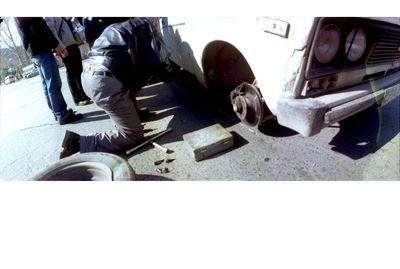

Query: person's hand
left=55, top=47, right=68, bottom=58
left=61, top=48, right=68, bottom=58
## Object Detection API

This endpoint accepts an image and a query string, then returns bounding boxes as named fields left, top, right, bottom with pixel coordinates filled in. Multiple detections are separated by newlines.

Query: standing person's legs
left=79, top=64, right=144, bottom=153
left=64, top=44, right=90, bottom=105
left=32, top=51, right=68, bottom=119
left=35, top=60, right=56, bottom=119
left=70, top=45, right=91, bottom=103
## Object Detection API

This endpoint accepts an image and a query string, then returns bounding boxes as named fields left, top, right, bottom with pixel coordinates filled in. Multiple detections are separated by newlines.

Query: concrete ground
left=0, top=66, right=399, bottom=180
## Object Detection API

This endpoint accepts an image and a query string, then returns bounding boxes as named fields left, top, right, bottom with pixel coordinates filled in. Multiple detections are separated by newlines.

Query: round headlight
left=314, top=24, right=341, bottom=64
left=345, top=27, right=367, bottom=61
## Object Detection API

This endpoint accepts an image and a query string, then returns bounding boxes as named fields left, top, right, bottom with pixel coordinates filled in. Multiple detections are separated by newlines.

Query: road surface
left=0, top=66, right=399, bottom=180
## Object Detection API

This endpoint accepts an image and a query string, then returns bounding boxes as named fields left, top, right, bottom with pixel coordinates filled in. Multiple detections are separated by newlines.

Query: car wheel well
left=201, top=41, right=273, bottom=124
left=201, top=40, right=256, bottom=91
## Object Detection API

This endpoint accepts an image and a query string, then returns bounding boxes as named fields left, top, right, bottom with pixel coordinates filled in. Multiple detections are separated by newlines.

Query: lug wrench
left=125, top=128, right=173, bottom=155
left=150, top=141, right=173, bottom=154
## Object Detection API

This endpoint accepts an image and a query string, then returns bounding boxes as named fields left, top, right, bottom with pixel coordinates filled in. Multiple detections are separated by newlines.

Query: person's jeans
left=32, top=51, right=68, bottom=119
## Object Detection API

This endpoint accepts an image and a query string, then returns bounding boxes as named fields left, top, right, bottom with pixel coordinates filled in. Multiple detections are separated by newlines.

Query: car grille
left=367, top=30, right=400, bottom=65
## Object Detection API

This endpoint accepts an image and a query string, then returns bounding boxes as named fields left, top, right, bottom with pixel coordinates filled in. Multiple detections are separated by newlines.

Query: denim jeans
left=32, top=51, right=68, bottom=119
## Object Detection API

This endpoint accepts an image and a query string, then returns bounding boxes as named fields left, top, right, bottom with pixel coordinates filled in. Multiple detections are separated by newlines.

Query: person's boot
left=54, top=109, right=76, bottom=122
left=60, top=130, right=80, bottom=159
left=137, top=107, right=151, bottom=120
left=59, top=110, right=83, bottom=125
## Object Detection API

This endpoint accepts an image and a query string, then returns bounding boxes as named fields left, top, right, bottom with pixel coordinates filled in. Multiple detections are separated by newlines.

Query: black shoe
left=137, top=107, right=151, bottom=120
left=59, top=111, right=83, bottom=125
left=60, top=130, right=80, bottom=159
left=54, top=109, right=76, bottom=122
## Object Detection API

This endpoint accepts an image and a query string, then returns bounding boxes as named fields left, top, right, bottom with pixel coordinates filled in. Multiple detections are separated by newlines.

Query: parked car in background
left=4, top=75, right=16, bottom=85
left=159, top=17, right=400, bottom=136
left=22, top=64, right=39, bottom=78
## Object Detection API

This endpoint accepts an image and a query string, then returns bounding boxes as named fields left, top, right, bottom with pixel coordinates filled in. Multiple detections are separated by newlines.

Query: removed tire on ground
left=32, top=153, right=135, bottom=181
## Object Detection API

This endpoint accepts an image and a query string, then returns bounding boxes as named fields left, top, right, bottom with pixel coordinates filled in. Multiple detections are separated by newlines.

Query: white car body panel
left=162, top=17, right=316, bottom=114
left=159, top=17, right=400, bottom=136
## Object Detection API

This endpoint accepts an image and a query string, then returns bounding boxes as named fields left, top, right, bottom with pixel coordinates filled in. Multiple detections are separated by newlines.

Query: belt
left=88, top=50, right=105, bottom=57
left=93, top=70, right=113, bottom=77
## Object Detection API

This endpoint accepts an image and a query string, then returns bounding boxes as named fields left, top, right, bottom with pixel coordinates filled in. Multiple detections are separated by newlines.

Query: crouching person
left=60, top=18, right=165, bottom=158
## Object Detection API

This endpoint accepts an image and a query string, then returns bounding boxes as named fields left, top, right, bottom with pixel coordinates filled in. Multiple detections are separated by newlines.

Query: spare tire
left=32, top=153, right=135, bottom=181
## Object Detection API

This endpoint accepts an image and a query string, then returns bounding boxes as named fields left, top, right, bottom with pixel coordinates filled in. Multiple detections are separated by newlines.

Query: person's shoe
left=59, top=111, right=83, bottom=125
left=137, top=107, right=151, bottom=120
left=54, top=109, right=76, bottom=122
left=60, top=130, right=80, bottom=159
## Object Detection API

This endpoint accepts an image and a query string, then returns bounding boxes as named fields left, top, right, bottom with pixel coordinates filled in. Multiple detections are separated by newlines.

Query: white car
left=4, top=75, right=16, bottom=85
left=22, top=64, right=39, bottom=78
left=158, top=17, right=400, bottom=136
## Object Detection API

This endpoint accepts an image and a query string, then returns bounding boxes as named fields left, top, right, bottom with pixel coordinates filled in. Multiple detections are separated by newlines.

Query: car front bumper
left=276, top=71, right=400, bottom=136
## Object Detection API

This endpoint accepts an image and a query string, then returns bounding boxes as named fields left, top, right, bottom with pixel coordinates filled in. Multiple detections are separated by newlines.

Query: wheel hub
left=230, top=82, right=265, bottom=127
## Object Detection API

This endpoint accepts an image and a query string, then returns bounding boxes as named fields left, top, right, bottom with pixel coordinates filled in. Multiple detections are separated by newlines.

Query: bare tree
left=0, top=17, right=29, bottom=67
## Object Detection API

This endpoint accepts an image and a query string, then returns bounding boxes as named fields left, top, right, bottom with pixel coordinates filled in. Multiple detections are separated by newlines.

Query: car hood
left=367, top=17, right=400, bottom=26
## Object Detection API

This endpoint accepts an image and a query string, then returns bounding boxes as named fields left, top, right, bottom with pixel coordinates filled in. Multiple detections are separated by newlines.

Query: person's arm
left=35, top=17, right=60, bottom=50
left=38, top=18, right=67, bottom=58
left=14, top=18, right=32, bottom=52
left=43, top=17, right=66, bottom=49
left=15, top=17, right=67, bottom=58
left=84, top=17, right=128, bottom=48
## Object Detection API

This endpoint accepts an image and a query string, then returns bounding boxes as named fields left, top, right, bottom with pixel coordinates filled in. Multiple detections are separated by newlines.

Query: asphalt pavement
left=0, top=66, right=399, bottom=180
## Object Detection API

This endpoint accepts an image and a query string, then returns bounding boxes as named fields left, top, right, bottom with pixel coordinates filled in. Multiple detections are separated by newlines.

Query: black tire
left=32, top=153, right=135, bottom=181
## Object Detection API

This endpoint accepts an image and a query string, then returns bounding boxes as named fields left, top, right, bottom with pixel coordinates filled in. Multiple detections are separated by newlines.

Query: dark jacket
left=83, top=17, right=128, bottom=48
left=89, top=18, right=162, bottom=92
left=15, top=17, right=59, bottom=56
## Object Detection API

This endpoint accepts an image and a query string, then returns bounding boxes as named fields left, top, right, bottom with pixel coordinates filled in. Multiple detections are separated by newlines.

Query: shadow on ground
left=258, top=120, right=298, bottom=137
left=135, top=174, right=174, bottom=181
left=329, top=97, right=399, bottom=160
left=124, top=66, right=399, bottom=163
left=132, top=71, right=241, bottom=146
left=79, top=110, right=110, bottom=123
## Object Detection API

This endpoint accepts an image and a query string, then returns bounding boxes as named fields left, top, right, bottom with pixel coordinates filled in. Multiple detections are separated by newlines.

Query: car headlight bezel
left=314, top=24, right=341, bottom=64
left=345, top=27, right=367, bottom=62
